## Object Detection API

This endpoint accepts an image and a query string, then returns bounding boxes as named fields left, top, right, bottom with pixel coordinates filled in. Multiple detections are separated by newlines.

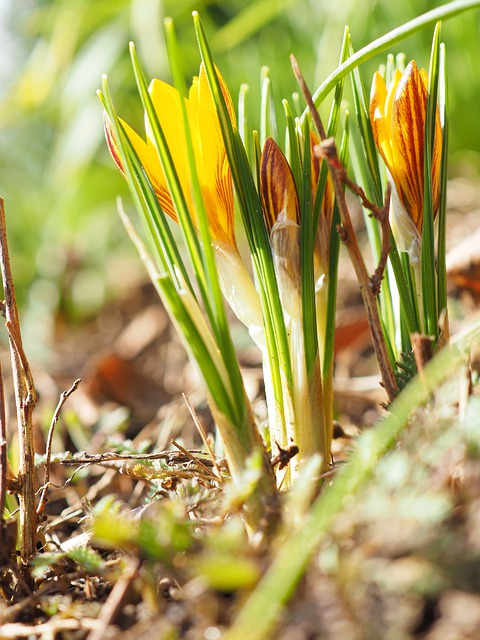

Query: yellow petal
left=189, top=64, right=236, bottom=247
left=107, top=66, right=237, bottom=248
left=260, top=137, right=300, bottom=233
left=148, top=78, right=192, bottom=206
left=370, top=71, right=392, bottom=170
left=104, top=111, right=179, bottom=223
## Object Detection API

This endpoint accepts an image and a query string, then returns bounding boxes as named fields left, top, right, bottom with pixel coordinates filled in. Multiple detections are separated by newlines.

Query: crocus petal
left=105, top=64, right=237, bottom=248
left=370, top=71, right=398, bottom=180
left=390, top=61, right=428, bottom=230
left=370, top=61, right=442, bottom=241
left=148, top=78, right=192, bottom=213
left=189, top=65, right=236, bottom=247
left=104, top=111, right=179, bottom=222
left=260, top=137, right=300, bottom=233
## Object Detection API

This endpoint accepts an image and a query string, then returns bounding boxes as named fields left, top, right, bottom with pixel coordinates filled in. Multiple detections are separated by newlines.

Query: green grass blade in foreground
left=194, top=12, right=294, bottom=416
left=422, top=23, right=441, bottom=339
left=299, top=116, right=317, bottom=374
left=163, top=19, right=246, bottom=417
left=260, top=67, right=278, bottom=147
left=348, top=44, right=396, bottom=355
left=238, top=83, right=250, bottom=161
left=224, top=317, right=480, bottom=640
left=348, top=39, right=383, bottom=207
left=117, top=204, right=238, bottom=429
left=436, top=43, right=449, bottom=324
left=311, top=27, right=349, bottom=235
left=283, top=99, right=302, bottom=191
left=308, top=0, right=480, bottom=111
left=322, top=115, right=347, bottom=384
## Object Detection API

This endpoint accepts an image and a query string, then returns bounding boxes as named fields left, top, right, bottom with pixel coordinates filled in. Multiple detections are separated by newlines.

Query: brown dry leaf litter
left=2, top=178, right=480, bottom=638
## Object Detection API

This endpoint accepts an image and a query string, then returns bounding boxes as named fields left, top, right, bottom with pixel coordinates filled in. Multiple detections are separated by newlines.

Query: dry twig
left=0, top=357, right=7, bottom=543
left=0, top=618, right=98, bottom=639
left=59, top=449, right=214, bottom=466
left=0, top=197, right=38, bottom=559
left=171, top=438, right=219, bottom=480
left=86, top=557, right=141, bottom=640
left=37, top=379, right=82, bottom=515
left=183, top=392, right=224, bottom=485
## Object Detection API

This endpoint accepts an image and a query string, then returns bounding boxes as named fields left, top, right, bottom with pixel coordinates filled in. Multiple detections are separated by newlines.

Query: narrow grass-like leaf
left=162, top=20, right=247, bottom=419
left=224, top=317, right=480, bottom=640
left=311, top=28, right=349, bottom=236
left=260, top=67, right=278, bottom=147
left=194, top=11, right=294, bottom=433
left=238, top=83, right=250, bottom=161
left=437, top=43, right=449, bottom=321
left=422, top=23, right=441, bottom=339
left=348, top=42, right=397, bottom=355
left=322, top=114, right=347, bottom=385
left=159, top=279, right=239, bottom=428
left=283, top=99, right=302, bottom=191
left=349, top=40, right=383, bottom=207
left=300, top=116, right=317, bottom=374
left=116, top=194, right=238, bottom=429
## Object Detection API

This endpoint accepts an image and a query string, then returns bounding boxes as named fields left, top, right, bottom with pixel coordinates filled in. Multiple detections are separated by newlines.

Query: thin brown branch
left=0, top=197, right=38, bottom=560
left=37, top=379, right=81, bottom=515
left=171, top=438, right=218, bottom=480
left=85, top=557, right=141, bottom=640
left=59, top=449, right=215, bottom=466
left=290, top=60, right=398, bottom=403
left=370, top=185, right=392, bottom=296
left=0, top=357, right=6, bottom=538
left=5, top=321, right=36, bottom=400
left=319, top=139, right=398, bottom=402
left=0, top=618, right=98, bottom=638
left=183, top=392, right=224, bottom=485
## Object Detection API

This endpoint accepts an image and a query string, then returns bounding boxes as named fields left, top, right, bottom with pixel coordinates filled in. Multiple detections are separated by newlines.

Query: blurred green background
left=1, top=0, right=479, bottom=358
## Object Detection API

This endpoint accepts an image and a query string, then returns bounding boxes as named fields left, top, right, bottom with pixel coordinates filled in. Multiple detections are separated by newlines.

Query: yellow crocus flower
left=104, top=64, right=237, bottom=249
left=370, top=61, right=441, bottom=255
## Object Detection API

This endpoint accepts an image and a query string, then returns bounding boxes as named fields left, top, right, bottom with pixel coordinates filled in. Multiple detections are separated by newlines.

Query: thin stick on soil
left=171, top=438, right=219, bottom=481
left=290, top=57, right=398, bottom=403
left=183, top=392, right=224, bottom=485
left=0, top=197, right=38, bottom=560
left=0, top=357, right=7, bottom=540
left=37, top=378, right=82, bottom=515
left=85, top=557, right=141, bottom=640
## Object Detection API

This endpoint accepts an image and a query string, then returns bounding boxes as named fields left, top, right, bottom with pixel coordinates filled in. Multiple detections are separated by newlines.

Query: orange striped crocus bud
left=370, top=61, right=441, bottom=259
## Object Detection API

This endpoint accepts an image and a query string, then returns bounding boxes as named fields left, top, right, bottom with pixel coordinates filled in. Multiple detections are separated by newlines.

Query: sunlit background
left=0, top=0, right=479, bottom=360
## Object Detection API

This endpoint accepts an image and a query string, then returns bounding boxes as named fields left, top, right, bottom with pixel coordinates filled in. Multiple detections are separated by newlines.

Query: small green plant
left=350, top=24, right=449, bottom=366
left=99, top=15, right=345, bottom=503
left=98, top=1, right=480, bottom=536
